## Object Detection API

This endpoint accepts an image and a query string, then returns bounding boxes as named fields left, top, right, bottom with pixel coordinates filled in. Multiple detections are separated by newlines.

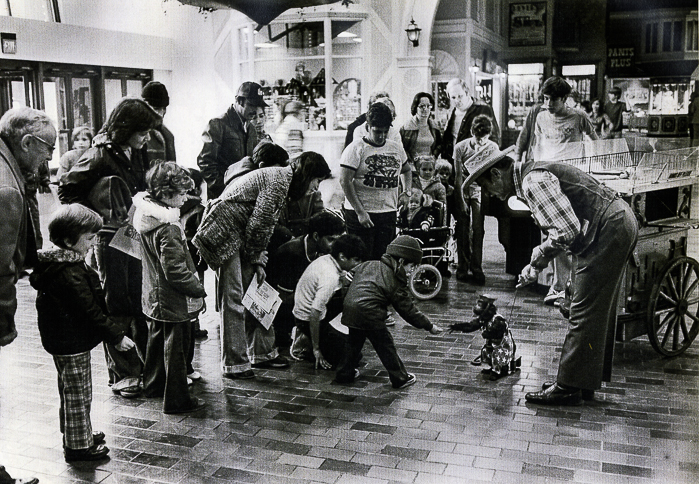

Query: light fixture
left=405, top=18, right=421, bottom=47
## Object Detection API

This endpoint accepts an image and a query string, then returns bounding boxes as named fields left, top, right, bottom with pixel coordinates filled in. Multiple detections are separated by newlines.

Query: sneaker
left=354, top=368, right=360, bottom=379
left=394, top=373, right=416, bottom=389
left=187, top=371, right=202, bottom=380
left=385, top=313, right=396, bottom=327
left=251, top=355, right=290, bottom=369
left=544, top=288, right=564, bottom=306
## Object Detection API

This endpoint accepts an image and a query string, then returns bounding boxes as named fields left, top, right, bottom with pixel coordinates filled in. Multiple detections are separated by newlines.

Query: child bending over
left=31, top=204, right=135, bottom=463
left=133, top=162, right=207, bottom=414
left=452, top=114, right=498, bottom=285
left=335, top=235, right=443, bottom=388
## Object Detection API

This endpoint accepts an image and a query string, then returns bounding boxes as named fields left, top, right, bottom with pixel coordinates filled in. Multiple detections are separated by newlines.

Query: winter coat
left=133, top=193, right=206, bottom=323
left=197, top=105, right=258, bottom=199
left=342, top=254, right=433, bottom=332
left=193, top=166, right=293, bottom=269
left=57, top=133, right=148, bottom=228
left=412, top=174, right=447, bottom=205
left=0, top=137, right=31, bottom=346
left=30, top=248, right=125, bottom=355
left=399, top=115, right=442, bottom=167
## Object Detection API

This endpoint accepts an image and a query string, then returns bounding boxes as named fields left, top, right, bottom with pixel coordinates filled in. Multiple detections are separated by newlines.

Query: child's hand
left=115, top=336, right=135, bottom=352
left=429, top=324, right=444, bottom=334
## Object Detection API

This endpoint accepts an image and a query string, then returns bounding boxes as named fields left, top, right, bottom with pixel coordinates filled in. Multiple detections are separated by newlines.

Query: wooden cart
left=568, top=138, right=699, bottom=356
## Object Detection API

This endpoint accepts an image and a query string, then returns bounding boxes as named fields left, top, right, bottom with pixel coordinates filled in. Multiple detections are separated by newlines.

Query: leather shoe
left=223, top=370, right=255, bottom=379
left=470, top=272, right=486, bottom=285
left=251, top=356, right=290, bottom=369
left=92, top=431, right=105, bottom=445
left=64, top=443, right=110, bottom=462
left=455, top=270, right=469, bottom=282
left=542, top=381, right=594, bottom=400
left=15, top=479, right=39, bottom=484
left=525, top=383, right=583, bottom=406
left=164, top=397, right=206, bottom=414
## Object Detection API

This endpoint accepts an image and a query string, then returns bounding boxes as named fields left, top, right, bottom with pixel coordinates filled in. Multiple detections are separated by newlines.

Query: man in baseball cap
left=236, top=81, right=269, bottom=108
left=197, top=81, right=268, bottom=198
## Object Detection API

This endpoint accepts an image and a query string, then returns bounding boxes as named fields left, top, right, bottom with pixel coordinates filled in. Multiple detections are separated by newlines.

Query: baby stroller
left=398, top=200, right=451, bottom=300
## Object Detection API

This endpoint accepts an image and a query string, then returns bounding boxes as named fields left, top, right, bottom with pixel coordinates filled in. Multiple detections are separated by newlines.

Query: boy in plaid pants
left=31, top=204, right=135, bottom=462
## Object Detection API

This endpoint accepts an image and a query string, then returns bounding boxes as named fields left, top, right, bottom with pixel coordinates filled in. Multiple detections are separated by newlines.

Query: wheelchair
left=398, top=200, right=452, bottom=300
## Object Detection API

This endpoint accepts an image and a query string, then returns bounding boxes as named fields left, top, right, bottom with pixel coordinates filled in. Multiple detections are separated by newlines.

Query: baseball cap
left=236, top=81, right=268, bottom=108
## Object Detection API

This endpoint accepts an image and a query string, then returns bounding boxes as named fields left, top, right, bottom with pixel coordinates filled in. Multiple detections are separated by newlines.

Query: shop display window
left=507, top=63, right=544, bottom=130
left=649, top=81, right=692, bottom=115
left=240, top=14, right=364, bottom=132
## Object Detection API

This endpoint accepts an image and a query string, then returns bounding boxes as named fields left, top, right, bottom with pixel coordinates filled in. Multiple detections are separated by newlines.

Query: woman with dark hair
left=399, top=92, right=441, bottom=170
left=58, top=97, right=161, bottom=398
left=588, top=98, right=613, bottom=139
left=193, top=151, right=331, bottom=379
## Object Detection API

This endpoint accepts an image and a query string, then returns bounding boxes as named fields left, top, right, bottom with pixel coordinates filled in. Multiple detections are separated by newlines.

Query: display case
left=238, top=12, right=365, bottom=133
left=506, top=63, right=544, bottom=130
left=646, top=79, right=694, bottom=136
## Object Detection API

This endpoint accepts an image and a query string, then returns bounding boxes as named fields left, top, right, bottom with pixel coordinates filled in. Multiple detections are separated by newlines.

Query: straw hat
left=462, top=145, right=516, bottom=190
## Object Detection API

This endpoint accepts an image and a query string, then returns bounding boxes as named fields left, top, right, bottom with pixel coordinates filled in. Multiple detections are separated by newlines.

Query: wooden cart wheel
left=646, top=256, right=699, bottom=356
left=409, top=264, right=442, bottom=301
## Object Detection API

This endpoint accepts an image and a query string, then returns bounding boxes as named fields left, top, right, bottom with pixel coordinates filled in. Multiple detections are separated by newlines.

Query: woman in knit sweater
left=193, top=152, right=331, bottom=379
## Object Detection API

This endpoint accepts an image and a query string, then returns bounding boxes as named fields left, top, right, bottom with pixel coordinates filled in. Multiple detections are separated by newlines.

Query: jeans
left=143, top=318, right=194, bottom=413
left=453, top=196, right=484, bottom=276
left=336, top=326, right=410, bottom=387
left=218, top=249, right=278, bottom=373
left=344, top=209, right=397, bottom=261
left=97, top=232, right=147, bottom=387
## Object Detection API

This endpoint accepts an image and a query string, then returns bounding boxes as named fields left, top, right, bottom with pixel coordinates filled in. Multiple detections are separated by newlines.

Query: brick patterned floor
left=1, top=219, right=698, bottom=483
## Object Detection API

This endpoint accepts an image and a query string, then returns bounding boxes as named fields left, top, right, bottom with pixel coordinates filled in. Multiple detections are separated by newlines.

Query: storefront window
left=507, top=63, right=544, bottom=130
left=649, top=81, right=691, bottom=115
left=246, top=14, right=364, bottom=132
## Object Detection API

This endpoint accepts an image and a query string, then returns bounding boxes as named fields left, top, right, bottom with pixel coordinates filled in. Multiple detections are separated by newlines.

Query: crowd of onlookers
left=0, top=73, right=643, bottom=479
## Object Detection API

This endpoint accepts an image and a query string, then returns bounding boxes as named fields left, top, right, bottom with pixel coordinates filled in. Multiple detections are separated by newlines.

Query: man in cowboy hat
left=198, top=81, right=268, bottom=199
left=463, top=146, right=638, bottom=405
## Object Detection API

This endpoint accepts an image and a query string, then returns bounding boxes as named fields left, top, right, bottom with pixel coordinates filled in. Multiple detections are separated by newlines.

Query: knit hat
left=386, top=235, right=422, bottom=264
left=142, top=81, right=170, bottom=109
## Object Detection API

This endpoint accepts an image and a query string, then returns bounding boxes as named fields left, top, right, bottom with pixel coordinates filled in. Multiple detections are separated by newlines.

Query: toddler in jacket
left=133, top=162, right=207, bottom=414
left=31, top=204, right=135, bottom=463
left=335, top=235, right=443, bottom=388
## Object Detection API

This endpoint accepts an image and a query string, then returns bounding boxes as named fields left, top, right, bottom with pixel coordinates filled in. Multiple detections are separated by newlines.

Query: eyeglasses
left=417, top=104, right=432, bottom=110
left=29, top=134, right=55, bottom=153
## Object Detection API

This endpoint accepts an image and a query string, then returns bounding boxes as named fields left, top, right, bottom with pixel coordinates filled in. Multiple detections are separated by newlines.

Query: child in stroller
left=398, top=188, right=451, bottom=300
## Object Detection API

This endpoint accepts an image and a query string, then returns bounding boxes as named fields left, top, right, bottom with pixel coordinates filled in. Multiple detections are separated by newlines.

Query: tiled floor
left=1, top=219, right=698, bottom=483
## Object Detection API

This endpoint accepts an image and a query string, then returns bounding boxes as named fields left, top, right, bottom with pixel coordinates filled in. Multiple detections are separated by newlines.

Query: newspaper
left=242, top=277, right=282, bottom=330
left=109, top=222, right=141, bottom=259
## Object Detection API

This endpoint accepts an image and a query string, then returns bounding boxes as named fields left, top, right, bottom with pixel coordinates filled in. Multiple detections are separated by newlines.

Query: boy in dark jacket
left=31, top=204, right=135, bottom=463
left=335, top=235, right=443, bottom=388
left=133, top=162, right=207, bottom=414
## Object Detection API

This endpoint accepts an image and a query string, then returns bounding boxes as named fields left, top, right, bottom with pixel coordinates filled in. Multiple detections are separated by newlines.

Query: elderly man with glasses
left=0, top=106, right=55, bottom=484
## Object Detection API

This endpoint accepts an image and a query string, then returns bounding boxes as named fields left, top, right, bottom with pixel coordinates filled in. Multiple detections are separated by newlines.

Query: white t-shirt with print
left=531, top=106, right=596, bottom=162
left=341, top=137, right=408, bottom=213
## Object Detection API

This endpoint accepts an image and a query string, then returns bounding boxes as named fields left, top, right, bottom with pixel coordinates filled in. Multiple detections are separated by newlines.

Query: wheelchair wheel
left=409, top=264, right=442, bottom=300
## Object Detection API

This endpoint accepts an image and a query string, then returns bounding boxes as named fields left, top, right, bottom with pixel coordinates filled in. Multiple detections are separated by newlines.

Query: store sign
left=607, top=47, right=635, bottom=75
left=509, top=2, right=546, bottom=47
left=1, top=33, right=16, bottom=55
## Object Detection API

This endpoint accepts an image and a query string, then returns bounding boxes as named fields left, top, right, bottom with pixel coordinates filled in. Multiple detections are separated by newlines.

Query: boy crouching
left=335, top=235, right=443, bottom=388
